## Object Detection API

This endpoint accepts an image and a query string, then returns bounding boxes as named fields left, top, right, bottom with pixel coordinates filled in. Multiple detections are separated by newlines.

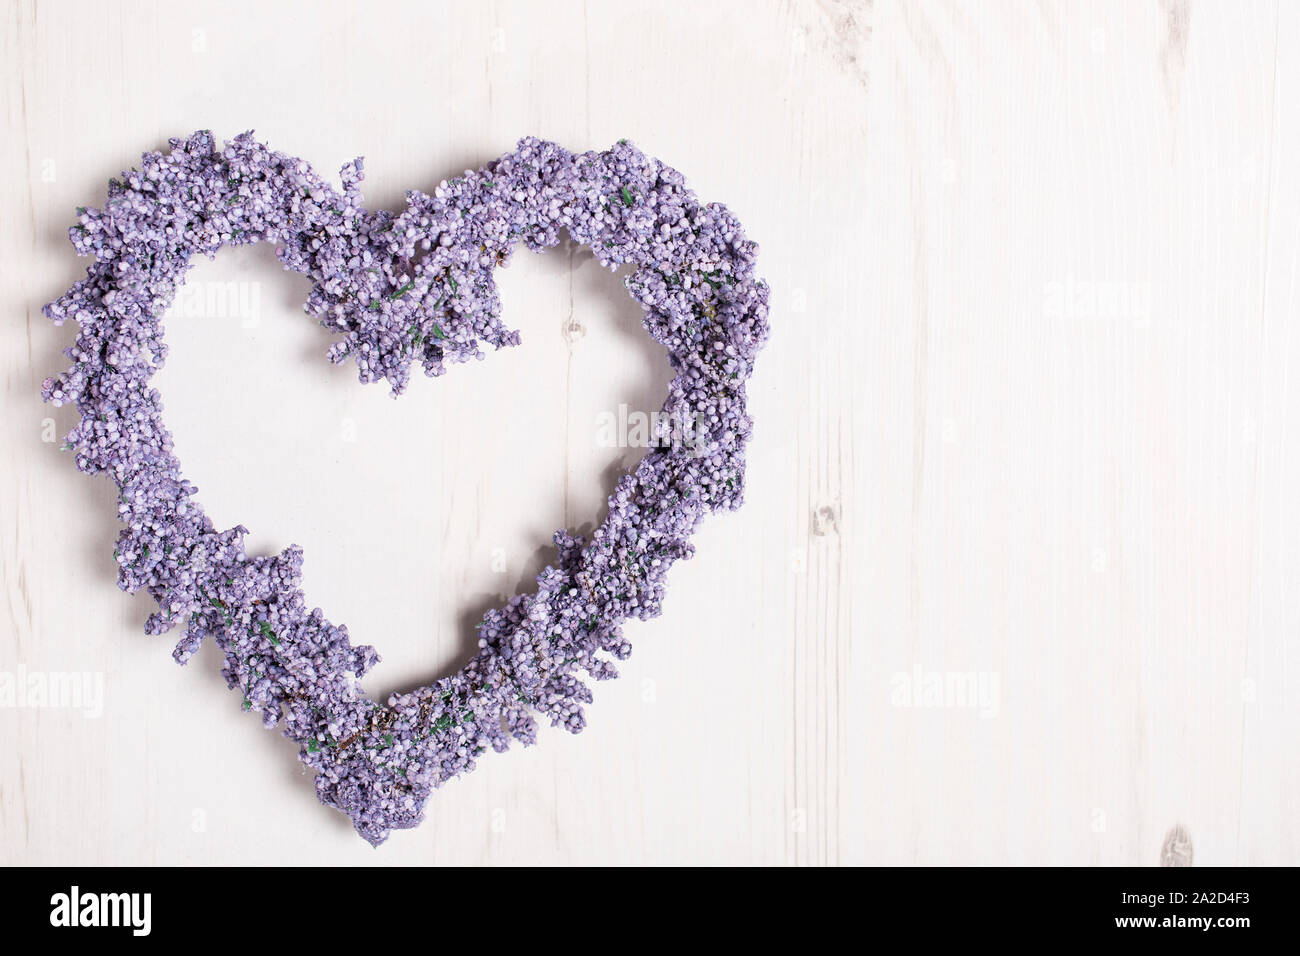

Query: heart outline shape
left=43, top=131, right=769, bottom=844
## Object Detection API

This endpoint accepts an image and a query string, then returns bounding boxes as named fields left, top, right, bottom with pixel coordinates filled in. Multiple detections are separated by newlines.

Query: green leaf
left=620, top=186, right=634, bottom=206
left=389, top=280, right=415, bottom=300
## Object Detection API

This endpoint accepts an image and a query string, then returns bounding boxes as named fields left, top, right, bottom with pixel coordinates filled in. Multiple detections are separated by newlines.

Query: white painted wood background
left=2, top=0, right=1297, bottom=866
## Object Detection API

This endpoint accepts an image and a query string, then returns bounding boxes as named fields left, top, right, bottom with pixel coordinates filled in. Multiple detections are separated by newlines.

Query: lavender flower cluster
left=42, top=131, right=769, bottom=845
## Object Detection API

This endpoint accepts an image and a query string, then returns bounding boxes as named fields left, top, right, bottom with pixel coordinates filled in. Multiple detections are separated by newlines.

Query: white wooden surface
left=2, top=0, right=1298, bottom=865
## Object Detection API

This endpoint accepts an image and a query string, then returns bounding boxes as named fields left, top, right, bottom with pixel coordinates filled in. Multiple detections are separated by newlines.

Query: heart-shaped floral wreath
left=42, top=131, right=769, bottom=844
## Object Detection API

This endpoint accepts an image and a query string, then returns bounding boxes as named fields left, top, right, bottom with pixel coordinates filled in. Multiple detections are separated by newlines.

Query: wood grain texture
left=1, top=0, right=1296, bottom=865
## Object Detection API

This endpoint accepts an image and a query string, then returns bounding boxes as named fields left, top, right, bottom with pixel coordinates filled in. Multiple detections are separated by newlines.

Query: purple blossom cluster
left=42, top=131, right=769, bottom=845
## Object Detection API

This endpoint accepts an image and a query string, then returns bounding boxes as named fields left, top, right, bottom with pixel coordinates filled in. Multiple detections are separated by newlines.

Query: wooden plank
left=1, top=0, right=1294, bottom=865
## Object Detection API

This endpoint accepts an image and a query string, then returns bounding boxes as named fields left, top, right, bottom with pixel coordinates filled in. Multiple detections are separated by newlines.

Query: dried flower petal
left=42, top=131, right=770, bottom=846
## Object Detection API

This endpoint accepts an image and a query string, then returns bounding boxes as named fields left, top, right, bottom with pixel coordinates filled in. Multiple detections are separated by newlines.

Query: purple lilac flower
left=42, top=131, right=769, bottom=845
